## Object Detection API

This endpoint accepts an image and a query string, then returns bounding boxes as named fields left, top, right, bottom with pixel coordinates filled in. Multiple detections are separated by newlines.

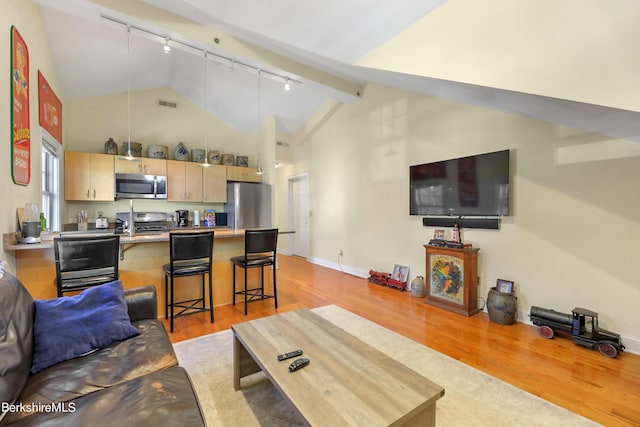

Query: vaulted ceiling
left=34, top=0, right=640, bottom=142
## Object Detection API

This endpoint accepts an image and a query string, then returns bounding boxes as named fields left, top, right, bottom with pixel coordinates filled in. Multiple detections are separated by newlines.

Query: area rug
left=174, top=305, right=599, bottom=426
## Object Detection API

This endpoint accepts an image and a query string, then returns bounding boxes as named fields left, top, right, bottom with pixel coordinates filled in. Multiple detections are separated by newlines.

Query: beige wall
left=1, top=1, right=62, bottom=273
left=276, top=82, right=640, bottom=351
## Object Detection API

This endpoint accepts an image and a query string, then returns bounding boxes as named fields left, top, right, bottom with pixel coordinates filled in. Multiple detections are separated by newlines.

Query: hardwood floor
left=162, top=255, right=640, bottom=426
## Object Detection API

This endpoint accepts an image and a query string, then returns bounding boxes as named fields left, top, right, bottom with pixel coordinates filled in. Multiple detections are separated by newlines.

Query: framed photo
left=433, top=229, right=445, bottom=240
left=496, top=279, right=514, bottom=294
left=392, top=264, right=409, bottom=283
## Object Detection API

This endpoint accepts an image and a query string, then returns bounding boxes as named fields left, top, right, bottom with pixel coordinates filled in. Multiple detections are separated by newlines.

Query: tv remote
left=277, top=349, right=303, bottom=361
left=288, top=358, right=310, bottom=372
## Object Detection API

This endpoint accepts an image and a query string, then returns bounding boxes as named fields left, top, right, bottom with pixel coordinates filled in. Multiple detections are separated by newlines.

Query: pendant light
left=255, top=70, right=264, bottom=175
left=122, top=25, right=134, bottom=160
left=201, top=51, right=211, bottom=167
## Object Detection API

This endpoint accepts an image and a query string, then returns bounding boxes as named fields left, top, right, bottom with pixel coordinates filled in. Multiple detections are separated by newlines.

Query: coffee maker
left=176, top=210, right=188, bottom=227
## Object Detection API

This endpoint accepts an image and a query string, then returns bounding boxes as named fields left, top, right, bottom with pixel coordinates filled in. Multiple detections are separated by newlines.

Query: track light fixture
left=101, top=14, right=302, bottom=89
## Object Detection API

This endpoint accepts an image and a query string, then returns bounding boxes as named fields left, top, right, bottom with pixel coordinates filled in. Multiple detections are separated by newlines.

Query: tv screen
left=410, top=150, right=510, bottom=216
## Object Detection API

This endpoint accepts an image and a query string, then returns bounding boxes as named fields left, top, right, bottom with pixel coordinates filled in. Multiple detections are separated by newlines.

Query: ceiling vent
left=158, top=99, right=178, bottom=109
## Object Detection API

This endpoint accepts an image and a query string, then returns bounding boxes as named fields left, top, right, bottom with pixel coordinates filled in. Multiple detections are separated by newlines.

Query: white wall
left=1, top=1, right=62, bottom=273
left=275, top=82, right=640, bottom=352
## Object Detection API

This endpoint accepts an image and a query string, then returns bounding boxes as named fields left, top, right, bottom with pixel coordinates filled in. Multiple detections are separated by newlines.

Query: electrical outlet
left=339, top=250, right=343, bottom=257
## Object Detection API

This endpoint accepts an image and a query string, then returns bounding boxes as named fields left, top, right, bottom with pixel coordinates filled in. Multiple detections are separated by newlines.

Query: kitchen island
left=3, top=229, right=281, bottom=317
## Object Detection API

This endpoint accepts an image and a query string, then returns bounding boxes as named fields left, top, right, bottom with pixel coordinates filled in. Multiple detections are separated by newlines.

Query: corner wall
left=1, top=1, right=62, bottom=274
left=275, top=82, right=640, bottom=353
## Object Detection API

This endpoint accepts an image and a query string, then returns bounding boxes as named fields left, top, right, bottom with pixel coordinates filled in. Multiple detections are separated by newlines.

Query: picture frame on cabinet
left=496, top=279, right=514, bottom=294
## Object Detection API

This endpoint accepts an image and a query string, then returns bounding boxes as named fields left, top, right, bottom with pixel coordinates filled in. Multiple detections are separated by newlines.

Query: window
left=41, top=134, right=60, bottom=231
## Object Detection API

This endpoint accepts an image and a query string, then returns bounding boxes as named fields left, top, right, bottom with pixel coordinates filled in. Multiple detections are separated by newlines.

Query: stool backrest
left=170, top=231, right=214, bottom=263
left=54, top=235, right=120, bottom=282
left=245, top=228, right=278, bottom=255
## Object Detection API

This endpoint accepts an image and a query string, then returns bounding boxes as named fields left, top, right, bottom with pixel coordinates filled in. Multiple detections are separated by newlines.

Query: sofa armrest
left=124, top=286, right=157, bottom=322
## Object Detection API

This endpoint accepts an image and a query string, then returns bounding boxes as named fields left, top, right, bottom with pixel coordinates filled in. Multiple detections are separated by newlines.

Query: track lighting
left=284, top=78, right=291, bottom=92
left=101, top=15, right=303, bottom=90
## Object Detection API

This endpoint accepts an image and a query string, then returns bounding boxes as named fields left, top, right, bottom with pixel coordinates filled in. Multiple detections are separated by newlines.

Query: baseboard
left=307, top=257, right=369, bottom=278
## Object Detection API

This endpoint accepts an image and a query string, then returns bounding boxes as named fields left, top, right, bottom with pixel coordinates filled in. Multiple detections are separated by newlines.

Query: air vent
left=158, top=99, right=178, bottom=109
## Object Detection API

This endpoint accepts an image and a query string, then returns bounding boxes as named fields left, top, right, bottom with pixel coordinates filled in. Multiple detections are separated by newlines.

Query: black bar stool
left=163, top=231, right=214, bottom=332
left=54, top=235, right=120, bottom=297
left=230, top=228, right=278, bottom=315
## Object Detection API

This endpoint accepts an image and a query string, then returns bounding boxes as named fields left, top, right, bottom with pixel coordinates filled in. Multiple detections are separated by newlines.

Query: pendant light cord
left=127, top=25, right=132, bottom=156
left=256, top=70, right=263, bottom=174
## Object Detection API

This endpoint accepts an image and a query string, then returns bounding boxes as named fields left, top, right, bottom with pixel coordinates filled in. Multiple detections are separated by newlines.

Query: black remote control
left=277, top=349, right=303, bottom=361
left=288, top=358, right=310, bottom=372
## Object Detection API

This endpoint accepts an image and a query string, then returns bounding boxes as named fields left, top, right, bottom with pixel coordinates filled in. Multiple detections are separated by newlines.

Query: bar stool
left=230, top=228, right=278, bottom=315
left=54, top=235, right=120, bottom=297
left=163, top=231, right=214, bottom=332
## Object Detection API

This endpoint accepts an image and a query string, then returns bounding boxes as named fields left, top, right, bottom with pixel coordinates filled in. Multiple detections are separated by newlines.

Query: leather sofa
left=0, top=271, right=205, bottom=426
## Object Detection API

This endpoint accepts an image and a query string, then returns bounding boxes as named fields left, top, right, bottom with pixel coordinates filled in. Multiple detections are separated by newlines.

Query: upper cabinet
left=115, top=157, right=166, bottom=176
left=166, top=160, right=203, bottom=202
left=202, top=165, right=227, bottom=203
left=226, top=166, right=262, bottom=183
left=167, top=161, right=227, bottom=203
left=64, top=151, right=114, bottom=201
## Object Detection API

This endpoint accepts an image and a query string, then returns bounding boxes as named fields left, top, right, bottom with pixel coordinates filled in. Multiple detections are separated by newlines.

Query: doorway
left=288, top=173, right=310, bottom=258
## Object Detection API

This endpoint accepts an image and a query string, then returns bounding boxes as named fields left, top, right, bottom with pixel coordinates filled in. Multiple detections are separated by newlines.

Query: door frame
left=287, top=172, right=310, bottom=258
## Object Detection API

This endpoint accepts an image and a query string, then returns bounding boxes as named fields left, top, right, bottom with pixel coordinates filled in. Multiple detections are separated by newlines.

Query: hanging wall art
left=11, top=26, right=30, bottom=185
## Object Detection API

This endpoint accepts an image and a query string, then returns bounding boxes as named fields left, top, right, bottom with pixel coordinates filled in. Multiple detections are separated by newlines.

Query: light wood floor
left=162, top=255, right=640, bottom=426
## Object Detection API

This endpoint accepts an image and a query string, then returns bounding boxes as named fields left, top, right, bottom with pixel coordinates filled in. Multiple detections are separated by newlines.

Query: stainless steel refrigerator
left=225, top=183, right=272, bottom=229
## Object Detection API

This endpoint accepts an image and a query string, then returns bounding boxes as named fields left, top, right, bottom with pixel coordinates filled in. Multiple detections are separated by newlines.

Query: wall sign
left=11, top=26, right=30, bottom=186
left=38, top=71, right=62, bottom=144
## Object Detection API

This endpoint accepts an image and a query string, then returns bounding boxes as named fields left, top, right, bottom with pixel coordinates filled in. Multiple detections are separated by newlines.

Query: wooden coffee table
left=232, top=309, right=444, bottom=426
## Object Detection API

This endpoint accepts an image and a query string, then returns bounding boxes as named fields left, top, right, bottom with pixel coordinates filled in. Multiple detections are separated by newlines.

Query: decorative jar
left=410, top=276, right=426, bottom=298
left=487, top=287, right=517, bottom=325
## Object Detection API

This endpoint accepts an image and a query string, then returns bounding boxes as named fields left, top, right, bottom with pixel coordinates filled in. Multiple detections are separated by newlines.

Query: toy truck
left=529, top=306, right=625, bottom=358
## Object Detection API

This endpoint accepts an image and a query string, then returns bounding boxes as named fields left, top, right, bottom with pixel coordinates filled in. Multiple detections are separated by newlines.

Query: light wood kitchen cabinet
left=115, top=157, right=167, bottom=175
left=202, top=165, right=227, bottom=203
left=167, top=160, right=203, bottom=202
left=226, top=166, right=262, bottom=183
left=64, top=151, right=114, bottom=201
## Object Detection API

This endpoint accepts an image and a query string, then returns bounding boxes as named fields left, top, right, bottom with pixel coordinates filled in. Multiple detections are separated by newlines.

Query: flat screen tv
left=410, top=150, right=510, bottom=217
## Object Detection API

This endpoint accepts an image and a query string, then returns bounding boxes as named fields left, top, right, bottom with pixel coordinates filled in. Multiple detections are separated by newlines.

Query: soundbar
left=422, top=217, right=500, bottom=230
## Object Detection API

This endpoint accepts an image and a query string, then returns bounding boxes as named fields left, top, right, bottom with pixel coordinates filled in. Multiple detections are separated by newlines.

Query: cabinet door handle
left=86, top=189, right=90, bottom=199
left=93, top=189, right=96, bottom=199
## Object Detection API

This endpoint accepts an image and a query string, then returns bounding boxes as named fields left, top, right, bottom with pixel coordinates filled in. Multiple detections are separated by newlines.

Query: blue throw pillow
left=31, top=280, right=139, bottom=374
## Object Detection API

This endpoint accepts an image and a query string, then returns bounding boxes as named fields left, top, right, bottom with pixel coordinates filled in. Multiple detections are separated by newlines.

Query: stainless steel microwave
left=115, top=173, right=167, bottom=199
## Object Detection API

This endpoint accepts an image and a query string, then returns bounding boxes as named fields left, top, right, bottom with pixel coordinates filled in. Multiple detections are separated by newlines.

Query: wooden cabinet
left=423, top=245, right=479, bottom=316
left=166, top=160, right=203, bottom=202
left=64, top=151, right=114, bottom=201
left=227, top=166, right=262, bottom=183
left=202, top=165, right=227, bottom=203
left=115, top=157, right=166, bottom=175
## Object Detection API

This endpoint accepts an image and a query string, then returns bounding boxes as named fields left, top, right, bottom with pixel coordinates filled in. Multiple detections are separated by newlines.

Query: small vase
left=411, top=276, right=426, bottom=298
left=104, top=138, right=118, bottom=155
left=174, top=142, right=189, bottom=161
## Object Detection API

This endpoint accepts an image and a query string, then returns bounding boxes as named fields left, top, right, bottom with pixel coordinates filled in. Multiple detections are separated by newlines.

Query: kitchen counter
left=3, top=228, right=249, bottom=251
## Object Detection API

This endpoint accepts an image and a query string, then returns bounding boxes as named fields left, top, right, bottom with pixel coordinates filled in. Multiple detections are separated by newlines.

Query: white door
left=289, top=174, right=310, bottom=258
